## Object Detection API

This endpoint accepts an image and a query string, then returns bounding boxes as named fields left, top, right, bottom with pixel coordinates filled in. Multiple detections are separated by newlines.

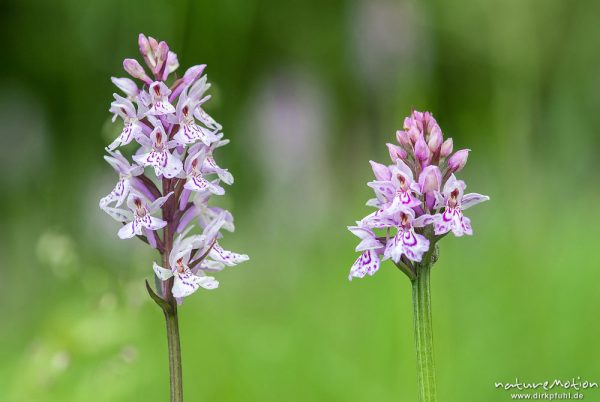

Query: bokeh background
left=1, top=0, right=600, bottom=401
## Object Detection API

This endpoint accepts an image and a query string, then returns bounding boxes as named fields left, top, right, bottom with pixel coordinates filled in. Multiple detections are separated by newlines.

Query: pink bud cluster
left=392, top=111, right=467, bottom=180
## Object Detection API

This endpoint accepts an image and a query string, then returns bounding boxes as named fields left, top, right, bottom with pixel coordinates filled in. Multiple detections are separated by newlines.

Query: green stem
left=164, top=299, right=183, bottom=402
left=146, top=280, right=184, bottom=402
left=412, top=262, right=437, bottom=402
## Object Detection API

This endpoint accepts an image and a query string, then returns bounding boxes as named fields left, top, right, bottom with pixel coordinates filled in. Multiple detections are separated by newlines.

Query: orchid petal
left=348, top=249, right=380, bottom=280
left=369, top=160, right=391, bottom=181
left=101, top=206, right=132, bottom=222
left=142, top=216, right=167, bottom=231
left=107, top=122, right=142, bottom=151
left=209, top=243, right=249, bottom=266
left=153, top=262, right=174, bottom=281
left=461, top=193, right=490, bottom=210
left=184, top=176, right=218, bottom=194
left=367, top=181, right=395, bottom=199
left=385, top=229, right=429, bottom=263
left=202, top=213, right=226, bottom=243
left=394, top=159, right=414, bottom=181
left=196, top=275, right=219, bottom=290
left=433, top=191, right=445, bottom=210
left=118, top=221, right=137, bottom=239
left=197, top=260, right=226, bottom=272
left=413, top=214, right=437, bottom=228
left=361, top=210, right=396, bottom=229
left=348, top=225, right=383, bottom=252
left=442, top=174, right=466, bottom=197
left=149, top=191, right=173, bottom=213
left=194, top=107, right=221, bottom=131
left=111, top=77, right=139, bottom=98
left=461, top=215, right=473, bottom=236
left=172, top=271, right=200, bottom=298
left=163, top=153, right=183, bottom=178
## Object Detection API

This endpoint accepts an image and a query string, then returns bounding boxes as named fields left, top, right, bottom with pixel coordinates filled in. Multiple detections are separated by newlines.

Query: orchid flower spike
left=347, top=110, right=489, bottom=280
left=99, top=34, right=248, bottom=304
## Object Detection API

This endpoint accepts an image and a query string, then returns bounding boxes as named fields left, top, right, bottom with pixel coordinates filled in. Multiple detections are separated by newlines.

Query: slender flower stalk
left=348, top=111, right=489, bottom=401
left=412, top=246, right=436, bottom=402
left=100, top=34, right=249, bottom=402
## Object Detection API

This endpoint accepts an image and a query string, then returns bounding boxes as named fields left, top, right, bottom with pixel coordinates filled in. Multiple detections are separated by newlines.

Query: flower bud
left=123, top=59, right=151, bottom=84
left=408, top=126, right=421, bottom=144
left=139, top=33, right=158, bottom=74
left=138, top=33, right=151, bottom=59
left=148, top=36, right=159, bottom=52
left=447, top=149, right=470, bottom=173
left=387, top=143, right=407, bottom=163
left=369, top=160, right=391, bottom=181
left=396, top=130, right=411, bottom=147
left=418, top=165, right=442, bottom=210
left=427, top=126, right=443, bottom=154
left=414, top=136, right=430, bottom=164
left=169, top=64, right=201, bottom=101
left=418, top=165, right=442, bottom=194
left=422, top=112, right=435, bottom=130
left=412, top=110, right=424, bottom=129
left=153, top=41, right=169, bottom=75
left=166, top=51, right=180, bottom=75
left=440, top=138, right=453, bottom=158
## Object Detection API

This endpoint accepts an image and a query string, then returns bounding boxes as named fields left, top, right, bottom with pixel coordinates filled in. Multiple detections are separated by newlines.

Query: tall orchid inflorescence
left=348, top=110, right=488, bottom=281
left=99, top=34, right=249, bottom=301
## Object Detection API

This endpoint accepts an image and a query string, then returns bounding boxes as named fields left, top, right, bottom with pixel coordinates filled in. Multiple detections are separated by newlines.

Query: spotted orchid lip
left=402, top=229, right=418, bottom=247
left=442, top=208, right=454, bottom=222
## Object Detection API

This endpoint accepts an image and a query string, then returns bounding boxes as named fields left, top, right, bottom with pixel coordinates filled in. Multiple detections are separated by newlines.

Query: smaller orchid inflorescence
left=348, top=111, right=489, bottom=281
left=99, top=34, right=248, bottom=302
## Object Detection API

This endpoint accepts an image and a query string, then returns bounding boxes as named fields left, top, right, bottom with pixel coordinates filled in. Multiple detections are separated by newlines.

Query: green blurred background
left=1, top=0, right=600, bottom=401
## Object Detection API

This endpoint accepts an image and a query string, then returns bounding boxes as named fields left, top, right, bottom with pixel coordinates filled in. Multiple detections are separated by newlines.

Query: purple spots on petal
left=362, top=251, right=372, bottom=265
left=193, top=177, right=208, bottom=189
left=183, top=124, right=199, bottom=142
left=442, top=209, right=453, bottom=222
left=402, top=229, right=418, bottom=247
